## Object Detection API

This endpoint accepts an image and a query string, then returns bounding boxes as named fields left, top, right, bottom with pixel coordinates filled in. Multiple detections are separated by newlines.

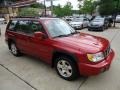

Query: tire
left=81, top=25, right=83, bottom=29
left=55, top=56, right=79, bottom=81
left=88, top=28, right=91, bottom=31
left=9, top=42, right=21, bottom=56
left=101, top=26, right=104, bottom=31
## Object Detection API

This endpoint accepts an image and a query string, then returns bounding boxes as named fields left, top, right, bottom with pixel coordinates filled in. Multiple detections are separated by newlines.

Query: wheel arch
left=8, top=38, right=15, bottom=50
left=51, top=50, right=78, bottom=68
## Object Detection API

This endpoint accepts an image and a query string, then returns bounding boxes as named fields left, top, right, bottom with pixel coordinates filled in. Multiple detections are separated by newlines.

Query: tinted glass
left=16, top=20, right=30, bottom=34
left=16, top=20, right=44, bottom=35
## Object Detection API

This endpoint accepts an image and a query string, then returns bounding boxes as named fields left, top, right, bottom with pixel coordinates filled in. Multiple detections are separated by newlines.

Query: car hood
left=70, top=21, right=82, bottom=25
left=91, top=21, right=104, bottom=25
left=54, top=33, right=109, bottom=53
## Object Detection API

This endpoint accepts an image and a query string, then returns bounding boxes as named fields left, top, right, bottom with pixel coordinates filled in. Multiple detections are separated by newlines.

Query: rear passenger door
left=15, top=20, right=31, bottom=53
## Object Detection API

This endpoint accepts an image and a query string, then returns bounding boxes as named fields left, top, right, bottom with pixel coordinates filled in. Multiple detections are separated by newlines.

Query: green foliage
left=53, top=5, right=64, bottom=17
left=80, top=0, right=96, bottom=14
left=99, top=0, right=117, bottom=15
left=53, top=2, right=73, bottom=17
left=30, top=3, right=45, bottom=9
left=62, top=2, right=73, bottom=16
left=19, top=8, right=39, bottom=17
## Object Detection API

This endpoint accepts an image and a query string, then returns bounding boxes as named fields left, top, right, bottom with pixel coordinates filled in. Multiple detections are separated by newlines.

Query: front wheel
left=55, top=56, right=79, bottom=81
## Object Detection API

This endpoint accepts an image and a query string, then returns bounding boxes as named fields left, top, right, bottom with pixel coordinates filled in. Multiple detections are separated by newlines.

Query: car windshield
left=93, top=19, right=104, bottom=22
left=73, top=18, right=83, bottom=22
left=43, top=19, right=77, bottom=38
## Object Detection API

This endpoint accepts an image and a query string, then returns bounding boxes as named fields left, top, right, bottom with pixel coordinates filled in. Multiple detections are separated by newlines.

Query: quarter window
left=8, top=20, right=17, bottom=31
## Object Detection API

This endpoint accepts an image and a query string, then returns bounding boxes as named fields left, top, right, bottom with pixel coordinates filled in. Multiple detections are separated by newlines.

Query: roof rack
left=10, top=16, right=39, bottom=19
left=10, top=16, right=57, bottom=20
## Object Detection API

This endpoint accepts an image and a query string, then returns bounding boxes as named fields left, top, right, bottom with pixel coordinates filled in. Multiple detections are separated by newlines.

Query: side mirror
left=34, top=32, right=45, bottom=40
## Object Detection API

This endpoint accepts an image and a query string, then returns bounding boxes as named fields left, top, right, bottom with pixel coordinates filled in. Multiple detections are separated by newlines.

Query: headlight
left=87, top=52, right=104, bottom=62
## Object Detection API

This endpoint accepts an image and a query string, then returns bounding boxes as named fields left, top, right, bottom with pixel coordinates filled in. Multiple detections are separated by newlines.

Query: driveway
left=0, top=24, right=120, bottom=90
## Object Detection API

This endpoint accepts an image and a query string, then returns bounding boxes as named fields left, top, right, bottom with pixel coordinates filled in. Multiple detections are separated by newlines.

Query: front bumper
left=88, top=26, right=103, bottom=31
left=71, top=25, right=82, bottom=29
left=78, top=49, right=115, bottom=76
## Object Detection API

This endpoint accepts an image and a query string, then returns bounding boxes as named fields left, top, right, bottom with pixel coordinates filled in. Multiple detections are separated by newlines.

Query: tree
left=19, top=8, right=39, bottom=16
left=80, top=0, right=96, bottom=15
left=30, top=3, right=45, bottom=9
left=53, top=4, right=64, bottom=17
left=53, top=2, right=73, bottom=17
left=99, top=0, right=117, bottom=15
left=62, top=2, right=73, bottom=16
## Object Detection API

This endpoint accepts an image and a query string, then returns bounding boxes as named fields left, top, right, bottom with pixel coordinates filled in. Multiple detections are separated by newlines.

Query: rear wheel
left=88, top=28, right=91, bottom=31
left=9, top=42, right=21, bottom=56
left=55, top=56, right=79, bottom=81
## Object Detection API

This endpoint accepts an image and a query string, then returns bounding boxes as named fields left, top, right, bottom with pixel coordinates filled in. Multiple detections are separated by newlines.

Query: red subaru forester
left=5, top=17, right=115, bottom=81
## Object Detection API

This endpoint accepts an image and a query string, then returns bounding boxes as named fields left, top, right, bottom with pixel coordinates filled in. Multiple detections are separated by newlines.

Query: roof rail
left=10, top=16, right=39, bottom=19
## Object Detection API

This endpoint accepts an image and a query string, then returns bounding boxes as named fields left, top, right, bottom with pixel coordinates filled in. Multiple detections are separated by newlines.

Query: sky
left=37, top=0, right=80, bottom=10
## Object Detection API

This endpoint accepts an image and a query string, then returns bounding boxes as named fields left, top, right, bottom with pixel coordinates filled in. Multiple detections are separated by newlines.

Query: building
left=0, top=0, right=36, bottom=22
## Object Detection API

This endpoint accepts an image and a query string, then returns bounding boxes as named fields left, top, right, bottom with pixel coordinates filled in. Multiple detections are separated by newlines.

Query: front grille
left=104, top=46, right=111, bottom=58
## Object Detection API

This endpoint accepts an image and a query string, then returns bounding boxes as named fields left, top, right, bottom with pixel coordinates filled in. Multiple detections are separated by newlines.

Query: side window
left=30, top=21, right=44, bottom=33
left=16, top=20, right=31, bottom=34
left=15, top=20, right=45, bottom=35
left=8, top=20, right=17, bottom=31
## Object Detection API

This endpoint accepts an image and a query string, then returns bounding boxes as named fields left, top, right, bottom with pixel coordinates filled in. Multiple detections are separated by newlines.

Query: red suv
left=5, top=17, right=115, bottom=81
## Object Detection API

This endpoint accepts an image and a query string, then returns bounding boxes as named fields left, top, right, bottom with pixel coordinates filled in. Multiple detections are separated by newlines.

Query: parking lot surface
left=0, top=24, right=120, bottom=90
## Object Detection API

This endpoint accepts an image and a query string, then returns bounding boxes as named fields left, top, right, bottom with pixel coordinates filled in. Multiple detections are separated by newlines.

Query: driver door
left=26, top=21, right=53, bottom=64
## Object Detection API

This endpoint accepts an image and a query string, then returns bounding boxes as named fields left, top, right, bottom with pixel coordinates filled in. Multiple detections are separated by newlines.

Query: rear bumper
left=78, top=50, right=115, bottom=76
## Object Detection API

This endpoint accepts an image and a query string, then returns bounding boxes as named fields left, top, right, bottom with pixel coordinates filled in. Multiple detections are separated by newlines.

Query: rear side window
left=8, top=20, right=17, bottom=31
left=15, top=20, right=31, bottom=34
left=15, top=20, right=45, bottom=35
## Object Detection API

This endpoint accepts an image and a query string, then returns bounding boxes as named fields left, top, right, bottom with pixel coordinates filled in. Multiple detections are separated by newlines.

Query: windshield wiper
left=71, top=31, right=79, bottom=35
left=54, top=34, right=69, bottom=38
left=54, top=32, right=79, bottom=38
